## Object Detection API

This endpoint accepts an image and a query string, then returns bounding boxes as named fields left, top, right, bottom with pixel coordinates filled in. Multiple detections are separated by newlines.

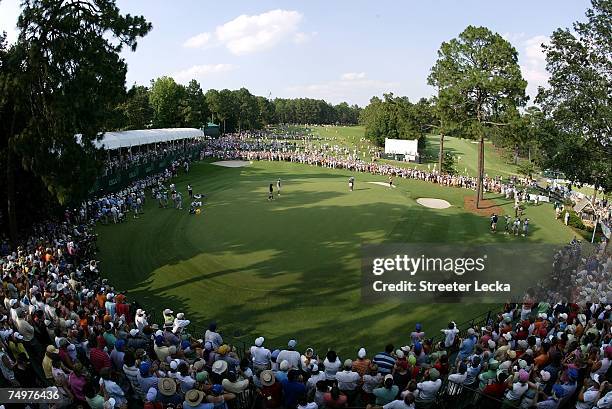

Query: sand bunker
left=416, top=198, right=452, bottom=209
left=211, top=160, right=250, bottom=168
left=367, top=181, right=397, bottom=188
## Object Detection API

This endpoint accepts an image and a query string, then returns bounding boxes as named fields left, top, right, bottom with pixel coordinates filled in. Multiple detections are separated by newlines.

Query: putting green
left=97, top=160, right=574, bottom=356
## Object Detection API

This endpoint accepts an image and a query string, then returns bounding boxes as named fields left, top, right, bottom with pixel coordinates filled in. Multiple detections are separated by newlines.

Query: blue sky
left=0, top=0, right=590, bottom=106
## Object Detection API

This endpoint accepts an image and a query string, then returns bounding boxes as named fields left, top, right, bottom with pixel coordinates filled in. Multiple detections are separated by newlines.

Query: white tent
left=85, top=128, right=204, bottom=150
left=384, top=138, right=419, bottom=162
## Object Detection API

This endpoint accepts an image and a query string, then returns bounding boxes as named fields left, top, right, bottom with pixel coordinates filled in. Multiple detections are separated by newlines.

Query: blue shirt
left=282, top=380, right=306, bottom=408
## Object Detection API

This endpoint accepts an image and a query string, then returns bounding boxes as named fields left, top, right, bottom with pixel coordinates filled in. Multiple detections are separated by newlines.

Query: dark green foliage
left=536, top=0, right=611, bottom=193
left=0, top=0, right=151, bottom=239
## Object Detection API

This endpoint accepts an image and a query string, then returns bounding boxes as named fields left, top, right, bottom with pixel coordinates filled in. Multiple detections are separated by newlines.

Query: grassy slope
left=97, top=154, right=574, bottom=356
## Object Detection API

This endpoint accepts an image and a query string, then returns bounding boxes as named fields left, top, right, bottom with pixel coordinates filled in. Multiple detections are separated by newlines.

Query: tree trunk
left=476, top=135, right=485, bottom=208
left=592, top=184, right=597, bottom=205
left=438, top=134, right=444, bottom=174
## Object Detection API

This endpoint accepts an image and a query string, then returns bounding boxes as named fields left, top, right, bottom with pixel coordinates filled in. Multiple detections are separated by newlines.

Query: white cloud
left=518, top=35, right=551, bottom=101
left=183, top=9, right=304, bottom=55
left=341, top=72, right=366, bottom=81
left=173, top=64, right=236, bottom=82
left=183, top=32, right=212, bottom=49
left=286, top=74, right=399, bottom=105
left=0, top=0, right=21, bottom=45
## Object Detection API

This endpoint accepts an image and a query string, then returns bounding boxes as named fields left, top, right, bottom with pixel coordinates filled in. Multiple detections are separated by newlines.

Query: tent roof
left=93, top=128, right=204, bottom=150
left=574, top=198, right=595, bottom=213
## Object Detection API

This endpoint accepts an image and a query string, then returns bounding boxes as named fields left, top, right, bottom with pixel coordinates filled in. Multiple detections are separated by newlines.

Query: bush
left=561, top=210, right=594, bottom=232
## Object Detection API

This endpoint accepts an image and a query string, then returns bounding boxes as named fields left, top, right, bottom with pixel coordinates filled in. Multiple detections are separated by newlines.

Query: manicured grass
left=97, top=159, right=575, bottom=357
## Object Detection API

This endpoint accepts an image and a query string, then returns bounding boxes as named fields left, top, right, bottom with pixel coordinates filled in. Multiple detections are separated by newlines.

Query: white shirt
left=251, top=346, right=271, bottom=366
left=277, top=350, right=301, bottom=370
left=335, top=370, right=361, bottom=391
left=383, top=400, right=415, bottom=409
left=323, top=358, right=341, bottom=380
left=416, top=379, right=441, bottom=401
left=135, top=315, right=148, bottom=332
left=443, top=328, right=459, bottom=347
left=576, top=387, right=600, bottom=409
left=506, top=381, right=528, bottom=401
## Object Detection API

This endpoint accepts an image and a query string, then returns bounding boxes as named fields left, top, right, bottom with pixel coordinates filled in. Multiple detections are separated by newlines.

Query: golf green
left=97, top=159, right=575, bottom=357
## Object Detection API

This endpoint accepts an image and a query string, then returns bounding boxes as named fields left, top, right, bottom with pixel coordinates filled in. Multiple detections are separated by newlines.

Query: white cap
left=163, top=309, right=173, bottom=315
left=358, top=348, right=366, bottom=358
left=255, top=337, right=264, bottom=347
left=280, top=360, right=290, bottom=371
left=155, top=330, right=163, bottom=337
left=176, top=312, right=185, bottom=319
left=129, top=329, right=139, bottom=336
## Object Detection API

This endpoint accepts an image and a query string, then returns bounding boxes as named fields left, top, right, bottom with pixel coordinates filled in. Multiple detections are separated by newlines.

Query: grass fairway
left=97, top=160, right=575, bottom=356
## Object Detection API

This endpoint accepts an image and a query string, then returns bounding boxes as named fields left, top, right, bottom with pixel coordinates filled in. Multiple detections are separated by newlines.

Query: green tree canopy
left=0, top=0, right=151, bottom=240
left=428, top=25, right=527, bottom=204
left=536, top=0, right=611, bottom=192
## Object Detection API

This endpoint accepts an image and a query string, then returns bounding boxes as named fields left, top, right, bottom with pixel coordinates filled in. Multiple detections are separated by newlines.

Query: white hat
left=155, top=330, right=163, bottom=337
left=540, top=370, right=551, bottom=382
left=396, top=350, right=405, bottom=359
left=255, top=337, right=264, bottom=347
left=467, top=328, right=475, bottom=335
left=170, top=360, right=178, bottom=370
left=488, top=340, right=496, bottom=349
left=358, top=348, right=366, bottom=358
left=136, top=309, right=145, bottom=316
left=163, top=309, right=173, bottom=315
left=9, top=299, right=17, bottom=307
left=280, top=360, right=290, bottom=371
left=288, top=339, right=297, bottom=348
left=503, top=333, right=512, bottom=341
left=129, top=329, right=139, bottom=336
left=212, top=360, right=228, bottom=374
left=104, top=398, right=116, bottom=409
left=176, top=312, right=185, bottom=319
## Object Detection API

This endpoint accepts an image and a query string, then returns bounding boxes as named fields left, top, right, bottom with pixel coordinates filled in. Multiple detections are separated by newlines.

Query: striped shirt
left=373, top=352, right=395, bottom=374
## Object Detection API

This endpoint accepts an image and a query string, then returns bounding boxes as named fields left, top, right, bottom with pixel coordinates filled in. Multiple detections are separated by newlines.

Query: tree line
left=106, top=76, right=361, bottom=133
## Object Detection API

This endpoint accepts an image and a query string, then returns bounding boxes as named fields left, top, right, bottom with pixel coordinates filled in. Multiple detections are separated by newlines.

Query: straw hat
left=184, top=389, right=205, bottom=407
left=260, top=370, right=275, bottom=386
left=158, top=378, right=177, bottom=396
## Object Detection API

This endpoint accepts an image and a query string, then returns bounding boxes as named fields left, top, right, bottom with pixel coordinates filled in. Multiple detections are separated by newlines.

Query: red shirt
left=261, top=382, right=282, bottom=408
left=116, top=303, right=130, bottom=322
left=482, top=382, right=506, bottom=399
left=89, top=347, right=111, bottom=374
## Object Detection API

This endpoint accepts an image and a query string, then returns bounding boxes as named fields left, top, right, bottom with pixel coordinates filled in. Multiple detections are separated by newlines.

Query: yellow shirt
left=42, top=355, right=54, bottom=379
